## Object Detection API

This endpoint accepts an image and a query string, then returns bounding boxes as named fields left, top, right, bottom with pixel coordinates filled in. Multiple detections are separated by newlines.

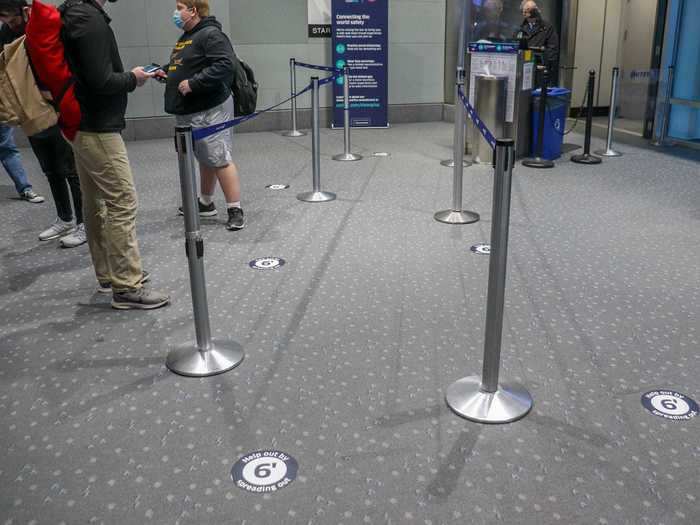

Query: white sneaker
left=39, top=218, right=75, bottom=241
left=60, top=223, right=87, bottom=248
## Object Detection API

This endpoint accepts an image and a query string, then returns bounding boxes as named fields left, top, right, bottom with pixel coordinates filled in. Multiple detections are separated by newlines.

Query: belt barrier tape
left=294, top=61, right=342, bottom=74
left=191, top=72, right=341, bottom=142
left=457, top=85, right=497, bottom=151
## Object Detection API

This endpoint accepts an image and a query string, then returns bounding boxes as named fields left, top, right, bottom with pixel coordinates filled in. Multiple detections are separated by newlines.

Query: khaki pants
left=72, top=131, right=143, bottom=292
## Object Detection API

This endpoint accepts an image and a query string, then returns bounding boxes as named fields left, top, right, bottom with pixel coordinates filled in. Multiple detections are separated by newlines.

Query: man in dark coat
left=516, top=1, right=559, bottom=85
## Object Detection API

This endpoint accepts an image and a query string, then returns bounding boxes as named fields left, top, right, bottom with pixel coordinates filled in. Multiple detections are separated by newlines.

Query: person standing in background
left=159, top=0, right=246, bottom=232
left=517, top=0, right=559, bottom=85
left=0, top=0, right=85, bottom=247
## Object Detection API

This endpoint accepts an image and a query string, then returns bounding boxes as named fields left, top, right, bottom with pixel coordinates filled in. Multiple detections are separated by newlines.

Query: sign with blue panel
left=331, top=0, right=389, bottom=128
left=468, top=42, right=520, bottom=54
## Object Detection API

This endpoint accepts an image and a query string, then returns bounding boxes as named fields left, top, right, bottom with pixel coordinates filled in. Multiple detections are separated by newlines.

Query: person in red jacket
left=0, top=0, right=85, bottom=247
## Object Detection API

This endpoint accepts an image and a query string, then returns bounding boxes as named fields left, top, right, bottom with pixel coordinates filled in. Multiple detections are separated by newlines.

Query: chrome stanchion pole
left=434, top=65, right=480, bottom=225
left=166, top=126, right=244, bottom=377
left=333, top=66, right=362, bottom=162
left=595, top=67, right=623, bottom=157
left=445, top=139, right=532, bottom=423
left=571, top=70, right=602, bottom=165
left=652, top=66, right=673, bottom=147
left=298, top=77, right=336, bottom=203
left=440, top=0, right=471, bottom=169
left=283, top=58, right=307, bottom=137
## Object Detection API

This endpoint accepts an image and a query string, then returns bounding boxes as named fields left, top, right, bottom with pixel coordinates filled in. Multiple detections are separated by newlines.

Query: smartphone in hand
left=142, top=63, right=163, bottom=74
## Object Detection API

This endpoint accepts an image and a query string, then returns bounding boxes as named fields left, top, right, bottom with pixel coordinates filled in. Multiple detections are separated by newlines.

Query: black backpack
left=231, top=56, right=258, bottom=116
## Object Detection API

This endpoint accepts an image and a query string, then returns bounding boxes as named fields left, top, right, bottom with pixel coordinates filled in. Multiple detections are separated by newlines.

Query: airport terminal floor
left=1, top=122, right=699, bottom=524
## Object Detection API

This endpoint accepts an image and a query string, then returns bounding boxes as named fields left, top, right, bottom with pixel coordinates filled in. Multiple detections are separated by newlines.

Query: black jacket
left=164, top=17, right=234, bottom=116
left=517, top=18, right=559, bottom=82
left=60, top=0, right=137, bottom=133
left=0, top=24, right=21, bottom=47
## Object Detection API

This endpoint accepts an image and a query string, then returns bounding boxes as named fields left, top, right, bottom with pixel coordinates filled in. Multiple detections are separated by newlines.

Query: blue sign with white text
left=332, top=0, right=389, bottom=128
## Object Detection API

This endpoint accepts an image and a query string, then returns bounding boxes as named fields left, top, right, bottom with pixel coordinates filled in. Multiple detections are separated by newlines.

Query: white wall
left=53, top=0, right=445, bottom=118
left=571, top=0, right=623, bottom=107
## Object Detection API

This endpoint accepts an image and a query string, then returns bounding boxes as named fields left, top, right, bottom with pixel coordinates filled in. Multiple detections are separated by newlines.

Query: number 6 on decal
left=255, top=463, right=274, bottom=478
left=661, top=399, right=677, bottom=411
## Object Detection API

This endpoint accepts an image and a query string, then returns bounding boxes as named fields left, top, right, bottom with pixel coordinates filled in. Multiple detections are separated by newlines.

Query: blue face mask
left=173, top=9, right=185, bottom=30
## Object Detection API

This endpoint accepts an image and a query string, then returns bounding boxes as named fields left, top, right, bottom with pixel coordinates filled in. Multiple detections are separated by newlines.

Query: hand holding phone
left=142, top=63, right=163, bottom=74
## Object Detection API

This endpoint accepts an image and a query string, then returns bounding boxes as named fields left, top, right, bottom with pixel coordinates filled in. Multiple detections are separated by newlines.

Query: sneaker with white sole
left=226, top=207, right=246, bottom=231
left=97, top=270, right=150, bottom=294
left=20, top=188, right=45, bottom=203
left=39, top=218, right=75, bottom=241
left=178, top=199, right=217, bottom=217
left=111, top=287, right=170, bottom=310
left=59, top=223, right=87, bottom=248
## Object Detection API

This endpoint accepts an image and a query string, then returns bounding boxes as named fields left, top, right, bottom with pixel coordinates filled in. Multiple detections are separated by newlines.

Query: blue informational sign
left=331, top=0, right=389, bottom=128
left=468, top=42, right=520, bottom=54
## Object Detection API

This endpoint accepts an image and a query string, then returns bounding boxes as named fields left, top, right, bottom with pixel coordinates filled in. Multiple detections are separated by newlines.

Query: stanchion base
left=522, top=157, right=555, bottom=169
left=440, top=159, right=471, bottom=168
left=594, top=148, right=622, bottom=157
left=445, top=376, right=533, bottom=424
left=571, top=153, right=602, bottom=165
left=166, top=339, right=244, bottom=378
left=434, top=210, right=480, bottom=225
left=282, top=130, right=307, bottom=137
left=297, top=191, right=336, bottom=203
left=333, top=153, right=363, bottom=162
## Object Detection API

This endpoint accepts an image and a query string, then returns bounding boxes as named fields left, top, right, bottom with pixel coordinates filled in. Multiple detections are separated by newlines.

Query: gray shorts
left=176, top=96, right=235, bottom=168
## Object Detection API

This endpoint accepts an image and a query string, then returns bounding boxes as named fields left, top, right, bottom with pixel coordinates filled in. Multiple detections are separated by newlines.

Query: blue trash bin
left=531, top=87, right=570, bottom=160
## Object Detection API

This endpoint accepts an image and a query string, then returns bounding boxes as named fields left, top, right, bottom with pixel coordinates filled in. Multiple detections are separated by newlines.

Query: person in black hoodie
left=61, top=0, right=170, bottom=309
left=0, top=0, right=84, bottom=247
left=158, top=0, right=245, bottom=231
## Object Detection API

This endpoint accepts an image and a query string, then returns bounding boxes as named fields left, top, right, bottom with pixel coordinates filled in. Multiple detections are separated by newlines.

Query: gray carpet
left=1, top=122, right=699, bottom=525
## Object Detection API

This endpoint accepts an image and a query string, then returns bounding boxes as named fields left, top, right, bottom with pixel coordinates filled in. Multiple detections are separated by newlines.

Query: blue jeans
left=0, top=124, right=31, bottom=194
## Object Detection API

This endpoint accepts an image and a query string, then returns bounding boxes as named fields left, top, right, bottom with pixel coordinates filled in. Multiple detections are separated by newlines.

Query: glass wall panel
left=667, top=0, right=700, bottom=142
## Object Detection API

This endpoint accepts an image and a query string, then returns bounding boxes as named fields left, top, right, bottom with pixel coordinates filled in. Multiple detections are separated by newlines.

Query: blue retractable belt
left=457, top=86, right=497, bottom=151
left=294, top=61, right=342, bottom=74
left=191, top=71, right=341, bottom=142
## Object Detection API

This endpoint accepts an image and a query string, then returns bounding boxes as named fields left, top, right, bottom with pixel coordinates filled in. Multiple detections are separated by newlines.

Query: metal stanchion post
left=166, top=126, right=244, bottom=377
left=440, top=0, right=471, bottom=169
left=652, top=66, right=674, bottom=147
left=595, top=67, right=623, bottom=157
left=333, top=66, right=362, bottom=162
left=282, top=58, right=307, bottom=137
left=434, top=66, right=480, bottom=225
left=445, top=139, right=533, bottom=423
left=297, top=77, right=336, bottom=203
left=522, top=67, right=555, bottom=168
left=571, top=70, right=602, bottom=165
left=440, top=89, right=471, bottom=168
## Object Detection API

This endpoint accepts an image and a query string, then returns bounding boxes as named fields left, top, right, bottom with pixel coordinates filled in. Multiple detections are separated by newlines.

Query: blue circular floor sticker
left=266, top=184, right=289, bottom=190
left=471, top=244, right=491, bottom=255
left=641, top=390, right=698, bottom=421
left=249, top=257, right=285, bottom=270
left=231, top=450, right=298, bottom=493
